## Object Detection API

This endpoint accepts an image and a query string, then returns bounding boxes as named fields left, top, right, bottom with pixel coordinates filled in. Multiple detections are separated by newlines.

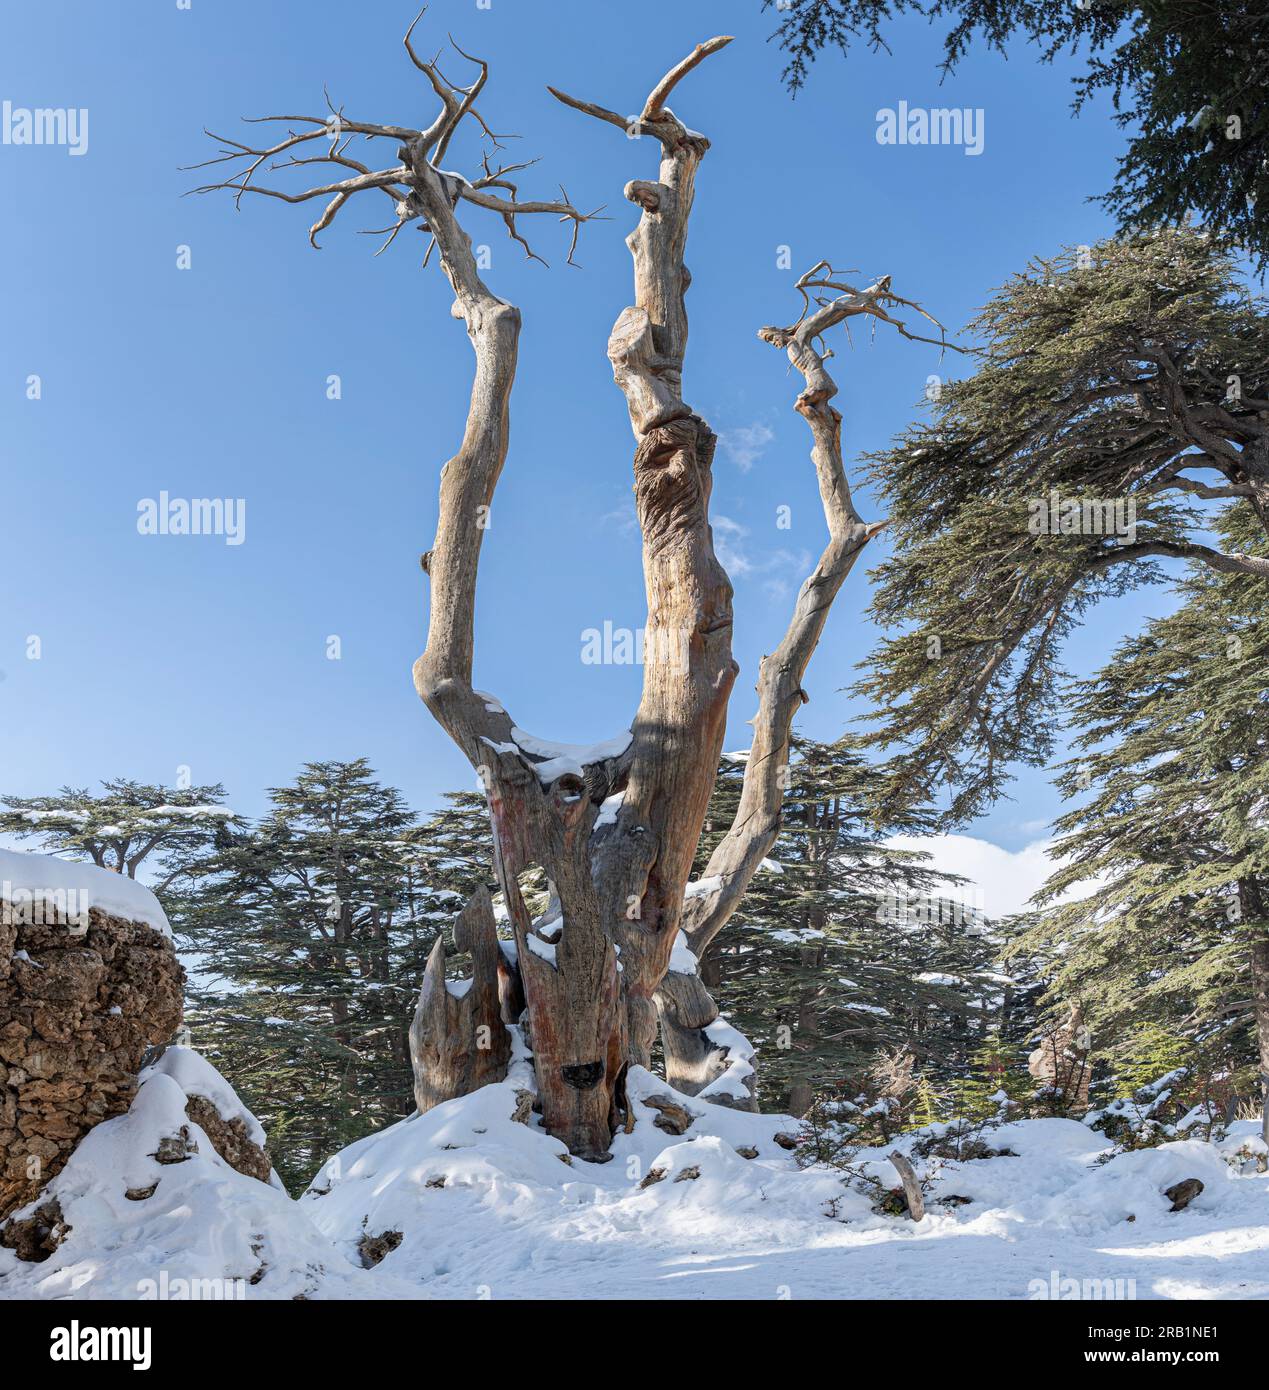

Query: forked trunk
left=194, top=21, right=921, bottom=1160
left=404, top=32, right=911, bottom=1156
left=409, top=41, right=740, bottom=1157
left=487, top=761, right=628, bottom=1159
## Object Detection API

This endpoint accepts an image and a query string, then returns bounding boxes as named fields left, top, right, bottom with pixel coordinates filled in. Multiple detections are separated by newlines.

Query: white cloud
left=598, top=494, right=639, bottom=537
left=884, top=833, right=1096, bottom=921
left=712, top=514, right=754, bottom=575
left=717, top=422, right=774, bottom=473
left=713, top=514, right=810, bottom=596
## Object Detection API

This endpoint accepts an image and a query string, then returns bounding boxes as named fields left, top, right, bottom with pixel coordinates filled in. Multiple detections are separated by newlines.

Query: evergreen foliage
left=0, top=778, right=239, bottom=887
left=693, top=738, right=1035, bottom=1111
left=852, top=230, right=1269, bottom=824
left=170, top=762, right=489, bottom=1189
left=1011, top=504, right=1269, bottom=1110
left=764, top=0, right=1269, bottom=269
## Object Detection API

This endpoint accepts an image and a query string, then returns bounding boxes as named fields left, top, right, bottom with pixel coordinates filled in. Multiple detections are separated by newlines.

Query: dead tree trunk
left=195, top=22, right=952, bottom=1156
left=410, top=886, right=512, bottom=1112
left=552, top=39, right=740, bottom=1078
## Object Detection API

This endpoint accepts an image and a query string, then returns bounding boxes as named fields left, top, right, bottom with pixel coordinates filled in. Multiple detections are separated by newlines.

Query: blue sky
left=1, top=0, right=1187, bottom=852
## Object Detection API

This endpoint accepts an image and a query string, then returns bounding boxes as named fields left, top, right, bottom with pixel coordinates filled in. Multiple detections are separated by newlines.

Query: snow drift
left=2, top=1037, right=1267, bottom=1299
left=299, top=1043, right=1269, bottom=1300
left=0, top=1046, right=414, bottom=1300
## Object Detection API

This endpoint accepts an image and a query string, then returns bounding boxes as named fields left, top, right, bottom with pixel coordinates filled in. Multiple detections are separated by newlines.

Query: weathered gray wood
left=410, top=886, right=511, bottom=1113
left=889, top=1151, right=925, bottom=1222
left=654, top=967, right=756, bottom=1110
left=553, top=40, right=739, bottom=1082
left=487, top=760, right=627, bottom=1160
left=679, top=269, right=928, bottom=962
left=657, top=268, right=936, bottom=1093
left=195, top=20, right=945, bottom=1156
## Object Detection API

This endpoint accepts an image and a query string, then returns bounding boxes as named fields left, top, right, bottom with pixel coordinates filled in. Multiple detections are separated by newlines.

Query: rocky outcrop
left=357, top=1229, right=402, bottom=1268
left=1164, top=1177, right=1203, bottom=1212
left=184, top=1094, right=271, bottom=1183
left=0, top=897, right=184, bottom=1221
left=0, top=1197, right=68, bottom=1262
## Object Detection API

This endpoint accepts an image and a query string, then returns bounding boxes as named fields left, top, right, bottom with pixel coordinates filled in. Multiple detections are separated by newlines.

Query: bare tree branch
left=190, top=19, right=591, bottom=266
left=641, top=35, right=734, bottom=121
left=678, top=269, right=924, bottom=958
left=544, top=86, right=630, bottom=135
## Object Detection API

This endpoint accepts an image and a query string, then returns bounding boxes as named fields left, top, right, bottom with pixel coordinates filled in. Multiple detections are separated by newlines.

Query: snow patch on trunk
left=508, top=727, right=632, bottom=784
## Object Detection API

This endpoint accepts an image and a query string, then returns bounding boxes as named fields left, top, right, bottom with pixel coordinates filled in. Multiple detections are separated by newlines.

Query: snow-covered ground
left=301, top=1053, right=1269, bottom=1300
left=5, top=1039, right=1267, bottom=1300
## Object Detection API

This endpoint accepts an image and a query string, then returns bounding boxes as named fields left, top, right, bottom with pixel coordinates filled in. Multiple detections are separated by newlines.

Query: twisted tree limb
left=552, top=37, right=740, bottom=1071
left=657, top=266, right=954, bottom=1099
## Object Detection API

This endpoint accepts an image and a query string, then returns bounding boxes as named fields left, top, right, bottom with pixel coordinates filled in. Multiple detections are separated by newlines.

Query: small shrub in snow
left=909, top=1118, right=1017, bottom=1163
left=794, top=1099, right=946, bottom=1219
left=1223, top=1137, right=1268, bottom=1176
left=1084, top=1067, right=1227, bottom=1159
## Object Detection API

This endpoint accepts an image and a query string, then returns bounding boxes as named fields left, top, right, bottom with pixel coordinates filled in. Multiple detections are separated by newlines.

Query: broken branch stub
left=889, top=1151, right=925, bottom=1222
left=410, top=886, right=511, bottom=1113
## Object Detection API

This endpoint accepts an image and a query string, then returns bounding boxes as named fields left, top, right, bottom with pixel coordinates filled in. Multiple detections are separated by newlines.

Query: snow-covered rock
left=1, top=850, right=184, bottom=1222
left=0, top=1047, right=416, bottom=1300
left=0, top=847, right=171, bottom=937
